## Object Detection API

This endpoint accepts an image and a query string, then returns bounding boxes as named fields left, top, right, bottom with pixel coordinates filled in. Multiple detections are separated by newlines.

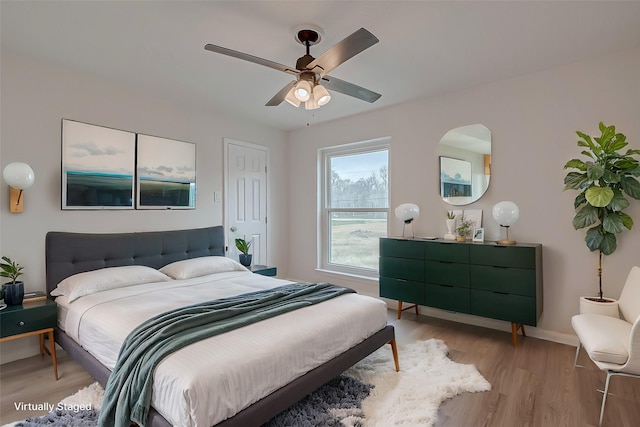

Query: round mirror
left=438, top=124, right=491, bottom=206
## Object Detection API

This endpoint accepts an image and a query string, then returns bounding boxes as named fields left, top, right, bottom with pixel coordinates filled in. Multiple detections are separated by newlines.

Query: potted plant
left=235, top=238, right=253, bottom=267
left=563, top=122, right=640, bottom=304
left=1, top=256, right=25, bottom=305
left=455, top=214, right=473, bottom=242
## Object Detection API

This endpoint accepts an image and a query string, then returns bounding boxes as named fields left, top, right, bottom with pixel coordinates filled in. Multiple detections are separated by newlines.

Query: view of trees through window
left=327, top=149, right=388, bottom=271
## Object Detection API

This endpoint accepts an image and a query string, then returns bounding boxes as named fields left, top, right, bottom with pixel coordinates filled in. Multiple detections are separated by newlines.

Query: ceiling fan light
left=305, top=91, right=319, bottom=110
left=294, top=80, right=311, bottom=102
left=284, top=86, right=301, bottom=107
left=314, top=84, right=331, bottom=106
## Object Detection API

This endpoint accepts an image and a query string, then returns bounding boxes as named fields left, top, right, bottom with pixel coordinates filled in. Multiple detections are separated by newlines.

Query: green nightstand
left=250, top=265, right=277, bottom=277
left=0, top=298, right=58, bottom=379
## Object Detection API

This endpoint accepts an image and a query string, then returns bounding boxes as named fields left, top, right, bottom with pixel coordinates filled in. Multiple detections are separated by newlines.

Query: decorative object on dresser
left=394, top=203, right=420, bottom=238
left=2, top=161, right=35, bottom=213
left=563, top=122, right=640, bottom=303
left=455, top=213, right=474, bottom=242
left=0, top=299, right=58, bottom=379
left=1, top=256, right=25, bottom=305
left=379, top=237, right=543, bottom=346
left=235, top=237, right=253, bottom=267
left=444, top=211, right=457, bottom=240
left=571, top=266, right=640, bottom=427
left=492, top=201, right=520, bottom=245
left=472, top=228, right=485, bottom=242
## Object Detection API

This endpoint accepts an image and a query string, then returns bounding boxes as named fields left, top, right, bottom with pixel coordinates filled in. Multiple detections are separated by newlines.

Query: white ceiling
left=2, top=1, right=640, bottom=131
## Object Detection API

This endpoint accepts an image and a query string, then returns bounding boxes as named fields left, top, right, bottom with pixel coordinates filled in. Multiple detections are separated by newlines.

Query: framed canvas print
left=62, top=119, right=135, bottom=209
left=473, top=227, right=485, bottom=242
left=136, top=134, right=196, bottom=209
left=463, top=209, right=483, bottom=230
left=440, top=156, right=472, bottom=198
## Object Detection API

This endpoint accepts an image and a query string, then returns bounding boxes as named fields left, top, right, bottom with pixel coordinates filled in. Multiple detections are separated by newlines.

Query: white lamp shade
left=3, top=162, right=35, bottom=190
left=314, top=84, right=331, bottom=106
left=294, top=80, right=311, bottom=102
left=492, top=201, right=519, bottom=226
left=395, top=203, right=420, bottom=223
left=284, top=87, right=301, bottom=107
left=304, top=91, right=319, bottom=110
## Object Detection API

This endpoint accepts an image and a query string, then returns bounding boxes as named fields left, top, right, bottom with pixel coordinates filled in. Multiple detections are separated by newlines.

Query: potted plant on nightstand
left=1, top=256, right=25, bottom=305
left=563, top=122, right=640, bottom=313
left=235, top=238, right=253, bottom=267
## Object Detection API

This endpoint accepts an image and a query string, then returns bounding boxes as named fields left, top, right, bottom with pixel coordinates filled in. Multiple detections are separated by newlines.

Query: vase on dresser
left=444, top=219, right=456, bottom=240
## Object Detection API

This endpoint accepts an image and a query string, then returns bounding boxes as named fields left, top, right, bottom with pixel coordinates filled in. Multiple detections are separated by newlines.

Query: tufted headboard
left=45, top=226, right=225, bottom=296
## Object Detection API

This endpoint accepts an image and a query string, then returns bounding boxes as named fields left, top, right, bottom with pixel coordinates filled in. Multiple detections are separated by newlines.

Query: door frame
left=223, top=138, right=270, bottom=262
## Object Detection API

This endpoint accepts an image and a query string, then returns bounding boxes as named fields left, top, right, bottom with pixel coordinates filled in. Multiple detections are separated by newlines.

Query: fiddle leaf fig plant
left=563, top=122, right=640, bottom=299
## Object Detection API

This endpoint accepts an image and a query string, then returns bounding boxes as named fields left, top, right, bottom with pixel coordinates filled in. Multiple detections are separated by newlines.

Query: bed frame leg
left=388, top=339, right=400, bottom=372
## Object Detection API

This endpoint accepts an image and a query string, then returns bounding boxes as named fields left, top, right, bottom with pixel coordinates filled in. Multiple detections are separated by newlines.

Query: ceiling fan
left=204, top=27, right=382, bottom=110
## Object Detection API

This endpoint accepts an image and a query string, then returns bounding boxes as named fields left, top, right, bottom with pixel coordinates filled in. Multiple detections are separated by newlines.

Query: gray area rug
left=12, top=375, right=371, bottom=427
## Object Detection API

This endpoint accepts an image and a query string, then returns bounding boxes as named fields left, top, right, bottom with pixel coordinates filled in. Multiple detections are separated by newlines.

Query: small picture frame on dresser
left=473, top=227, right=485, bottom=242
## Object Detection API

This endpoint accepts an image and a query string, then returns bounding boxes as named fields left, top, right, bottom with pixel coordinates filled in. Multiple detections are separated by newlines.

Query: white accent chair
left=571, top=266, right=640, bottom=426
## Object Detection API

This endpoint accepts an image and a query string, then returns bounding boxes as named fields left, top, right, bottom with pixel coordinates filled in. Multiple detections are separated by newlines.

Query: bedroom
left=1, top=1, right=640, bottom=426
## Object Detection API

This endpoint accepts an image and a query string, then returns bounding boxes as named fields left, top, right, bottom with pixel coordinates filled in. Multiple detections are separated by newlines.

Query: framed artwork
left=62, top=119, right=135, bottom=209
left=440, top=156, right=472, bottom=198
left=136, top=134, right=196, bottom=209
left=473, top=227, right=485, bottom=242
left=463, top=209, right=483, bottom=231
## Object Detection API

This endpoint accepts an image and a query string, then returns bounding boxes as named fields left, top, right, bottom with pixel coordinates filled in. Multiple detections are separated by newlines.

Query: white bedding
left=57, top=270, right=387, bottom=427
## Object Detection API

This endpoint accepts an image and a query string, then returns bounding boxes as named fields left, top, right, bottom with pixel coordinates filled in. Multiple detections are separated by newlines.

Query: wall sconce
left=395, top=203, right=420, bottom=238
left=3, top=162, right=35, bottom=213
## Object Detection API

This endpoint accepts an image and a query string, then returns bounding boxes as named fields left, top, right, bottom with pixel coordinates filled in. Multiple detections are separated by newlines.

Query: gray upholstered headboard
left=45, top=226, right=225, bottom=296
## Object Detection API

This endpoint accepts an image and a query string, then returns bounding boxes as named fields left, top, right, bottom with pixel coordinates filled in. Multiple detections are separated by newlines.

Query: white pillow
left=160, top=256, right=248, bottom=280
left=51, top=265, right=171, bottom=302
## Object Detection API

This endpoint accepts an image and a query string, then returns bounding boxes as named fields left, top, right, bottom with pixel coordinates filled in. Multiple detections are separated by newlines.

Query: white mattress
left=56, top=270, right=387, bottom=427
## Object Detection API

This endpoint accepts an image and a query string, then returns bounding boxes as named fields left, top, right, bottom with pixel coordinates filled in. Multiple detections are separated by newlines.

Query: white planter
left=579, top=296, right=619, bottom=317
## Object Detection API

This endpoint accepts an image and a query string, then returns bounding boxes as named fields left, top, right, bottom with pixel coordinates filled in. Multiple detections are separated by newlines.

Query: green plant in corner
left=563, top=122, right=640, bottom=301
left=0, top=256, right=24, bottom=284
left=235, top=238, right=252, bottom=255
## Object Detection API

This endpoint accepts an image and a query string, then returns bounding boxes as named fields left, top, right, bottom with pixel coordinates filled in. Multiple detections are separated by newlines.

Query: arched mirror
left=438, top=124, right=491, bottom=205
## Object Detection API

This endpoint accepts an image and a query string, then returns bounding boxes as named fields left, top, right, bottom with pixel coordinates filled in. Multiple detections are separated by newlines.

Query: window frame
left=318, top=138, right=390, bottom=278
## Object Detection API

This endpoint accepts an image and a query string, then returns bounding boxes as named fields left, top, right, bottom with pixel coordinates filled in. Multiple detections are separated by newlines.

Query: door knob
left=230, top=226, right=237, bottom=232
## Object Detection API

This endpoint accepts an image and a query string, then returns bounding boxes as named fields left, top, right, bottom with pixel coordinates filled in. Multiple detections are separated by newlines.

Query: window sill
left=314, top=268, right=379, bottom=282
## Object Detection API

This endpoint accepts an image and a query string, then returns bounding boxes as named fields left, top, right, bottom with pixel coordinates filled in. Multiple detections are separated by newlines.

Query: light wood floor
left=1, top=311, right=639, bottom=426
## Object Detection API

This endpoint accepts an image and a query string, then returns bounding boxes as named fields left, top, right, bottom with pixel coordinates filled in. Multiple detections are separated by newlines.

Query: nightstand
left=250, top=265, right=277, bottom=277
left=0, top=298, right=58, bottom=380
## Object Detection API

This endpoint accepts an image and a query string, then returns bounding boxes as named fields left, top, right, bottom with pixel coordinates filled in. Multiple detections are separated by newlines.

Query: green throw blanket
left=98, top=282, right=355, bottom=427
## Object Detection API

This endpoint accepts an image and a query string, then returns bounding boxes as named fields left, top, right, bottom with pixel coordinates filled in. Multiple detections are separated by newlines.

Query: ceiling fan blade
left=204, top=44, right=299, bottom=75
left=265, top=80, right=296, bottom=106
left=321, top=75, right=381, bottom=103
left=307, top=28, right=379, bottom=77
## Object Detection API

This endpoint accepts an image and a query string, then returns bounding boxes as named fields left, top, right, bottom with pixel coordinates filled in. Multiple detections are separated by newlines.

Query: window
left=319, top=139, right=389, bottom=276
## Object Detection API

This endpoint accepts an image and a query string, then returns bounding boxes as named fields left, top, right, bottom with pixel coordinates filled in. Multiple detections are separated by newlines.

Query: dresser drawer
left=425, top=260, right=470, bottom=287
left=470, top=265, right=536, bottom=296
left=425, top=283, right=470, bottom=313
left=470, top=290, right=537, bottom=326
left=380, top=238, right=424, bottom=259
left=379, top=257, right=424, bottom=281
left=470, top=245, right=536, bottom=269
left=424, top=241, right=469, bottom=263
left=1, top=302, right=57, bottom=338
left=380, top=277, right=425, bottom=304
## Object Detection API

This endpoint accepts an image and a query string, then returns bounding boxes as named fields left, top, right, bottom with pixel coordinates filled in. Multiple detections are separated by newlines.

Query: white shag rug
left=341, top=338, right=492, bottom=427
left=14, top=338, right=489, bottom=427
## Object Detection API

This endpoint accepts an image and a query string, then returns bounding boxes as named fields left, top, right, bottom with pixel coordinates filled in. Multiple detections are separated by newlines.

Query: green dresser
left=379, top=238, right=543, bottom=345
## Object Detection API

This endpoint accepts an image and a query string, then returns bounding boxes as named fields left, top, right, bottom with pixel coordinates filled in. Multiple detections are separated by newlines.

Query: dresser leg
left=397, top=301, right=403, bottom=319
left=511, top=323, right=526, bottom=347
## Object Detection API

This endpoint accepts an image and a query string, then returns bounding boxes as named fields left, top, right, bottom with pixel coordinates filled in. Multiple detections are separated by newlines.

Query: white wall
left=0, top=50, right=289, bottom=362
left=287, top=47, right=640, bottom=343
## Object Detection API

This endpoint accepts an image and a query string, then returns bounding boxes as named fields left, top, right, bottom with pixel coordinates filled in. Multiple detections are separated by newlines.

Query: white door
left=224, top=139, right=268, bottom=265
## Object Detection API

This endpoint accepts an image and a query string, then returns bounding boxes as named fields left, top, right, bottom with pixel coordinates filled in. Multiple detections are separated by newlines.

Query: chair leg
left=599, top=370, right=612, bottom=427
left=573, top=341, right=581, bottom=368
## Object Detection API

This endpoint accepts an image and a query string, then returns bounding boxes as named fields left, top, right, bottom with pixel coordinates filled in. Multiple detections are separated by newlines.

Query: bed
left=45, top=226, right=397, bottom=427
